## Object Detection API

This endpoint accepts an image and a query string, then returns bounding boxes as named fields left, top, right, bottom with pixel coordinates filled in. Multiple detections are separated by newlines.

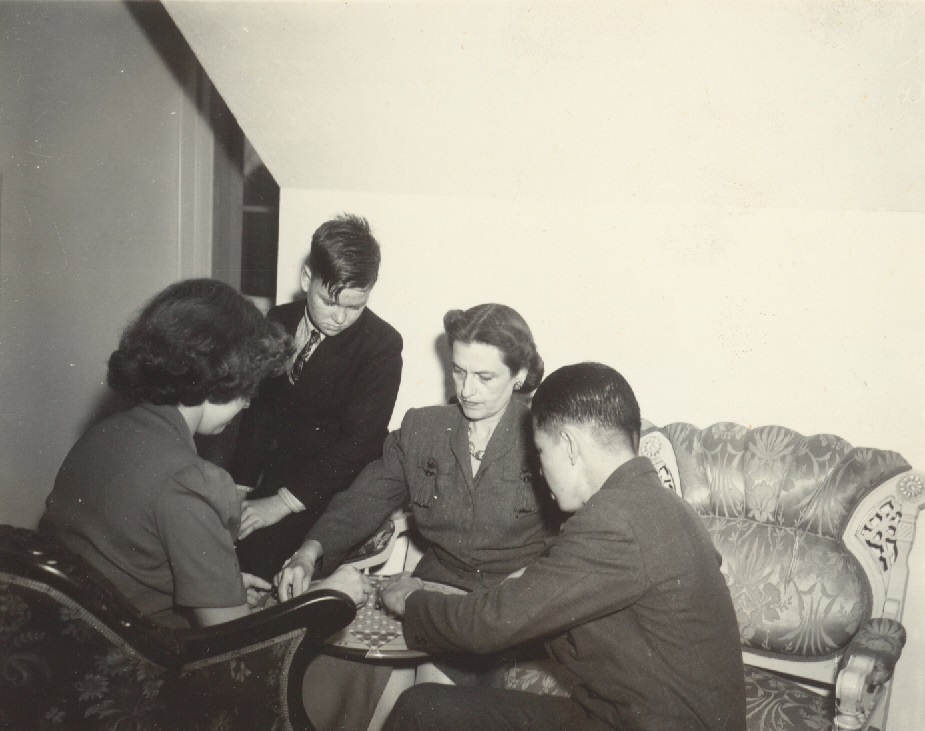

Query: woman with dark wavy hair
left=40, top=279, right=369, bottom=628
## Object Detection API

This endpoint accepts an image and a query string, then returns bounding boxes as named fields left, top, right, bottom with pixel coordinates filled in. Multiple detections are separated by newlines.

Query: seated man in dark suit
left=231, top=213, right=403, bottom=579
left=380, top=362, right=745, bottom=731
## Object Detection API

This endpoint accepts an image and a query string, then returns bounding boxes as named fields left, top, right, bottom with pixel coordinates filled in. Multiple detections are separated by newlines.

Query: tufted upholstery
left=505, top=422, right=924, bottom=731
left=661, top=424, right=904, bottom=659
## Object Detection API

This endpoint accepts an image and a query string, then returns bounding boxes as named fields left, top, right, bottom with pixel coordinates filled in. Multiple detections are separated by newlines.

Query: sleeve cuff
left=277, top=487, right=306, bottom=513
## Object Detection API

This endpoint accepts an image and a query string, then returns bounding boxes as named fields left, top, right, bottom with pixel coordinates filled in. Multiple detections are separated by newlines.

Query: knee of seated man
left=387, top=683, right=459, bottom=728
left=396, top=682, right=451, bottom=709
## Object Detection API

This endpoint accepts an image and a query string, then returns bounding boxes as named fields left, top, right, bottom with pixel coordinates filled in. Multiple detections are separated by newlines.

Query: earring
left=514, top=381, right=523, bottom=390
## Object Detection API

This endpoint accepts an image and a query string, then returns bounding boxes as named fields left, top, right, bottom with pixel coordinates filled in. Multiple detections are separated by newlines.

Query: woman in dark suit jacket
left=277, top=303, right=558, bottom=596
left=277, top=303, right=558, bottom=731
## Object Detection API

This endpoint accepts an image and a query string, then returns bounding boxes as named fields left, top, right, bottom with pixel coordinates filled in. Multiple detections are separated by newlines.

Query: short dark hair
left=107, top=278, right=294, bottom=406
left=532, top=363, right=641, bottom=448
left=443, top=304, right=544, bottom=393
left=305, top=214, right=381, bottom=298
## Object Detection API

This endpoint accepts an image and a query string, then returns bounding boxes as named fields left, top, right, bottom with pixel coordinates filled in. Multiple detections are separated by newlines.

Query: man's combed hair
left=443, top=303, right=544, bottom=393
left=532, top=362, right=641, bottom=448
left=107, top=279, right=294, bottom=406
left=306, top=213, right=381, bottom=298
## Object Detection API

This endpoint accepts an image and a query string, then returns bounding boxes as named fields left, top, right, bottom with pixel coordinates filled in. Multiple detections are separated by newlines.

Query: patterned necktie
left=289, top=329, right=321, bottom=383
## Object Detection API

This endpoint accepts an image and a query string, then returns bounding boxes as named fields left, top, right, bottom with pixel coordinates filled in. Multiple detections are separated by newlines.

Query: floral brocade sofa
left=505, top=421, right=925, bottom=731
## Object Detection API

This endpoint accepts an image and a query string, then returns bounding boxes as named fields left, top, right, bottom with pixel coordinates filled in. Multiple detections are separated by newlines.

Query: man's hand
left=313, top=566, right=374, bottom=607
left=380, top=573, right=425, bottom=617
left=274, top=540, right=323, bottom=600
left=239, top=494, right=292, bottom=540
left=242, top=572, right=272, bottom=608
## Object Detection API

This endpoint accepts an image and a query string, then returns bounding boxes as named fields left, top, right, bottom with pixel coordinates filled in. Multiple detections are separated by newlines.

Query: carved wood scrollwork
left=859, top=498, right=900, bottom=572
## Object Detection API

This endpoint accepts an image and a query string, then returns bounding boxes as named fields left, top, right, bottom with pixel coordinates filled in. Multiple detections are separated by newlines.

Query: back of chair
left=0, top=525, right=182, bottom=661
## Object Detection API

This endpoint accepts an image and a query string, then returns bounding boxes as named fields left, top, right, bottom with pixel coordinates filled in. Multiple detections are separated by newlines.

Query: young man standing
left=231, top=213, right=403, bottom=579
left=381, top=362, right=745, bottom=731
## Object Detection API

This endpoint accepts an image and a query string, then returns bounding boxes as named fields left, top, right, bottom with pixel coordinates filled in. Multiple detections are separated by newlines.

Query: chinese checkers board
left=324, top=575, right=465, bottom=661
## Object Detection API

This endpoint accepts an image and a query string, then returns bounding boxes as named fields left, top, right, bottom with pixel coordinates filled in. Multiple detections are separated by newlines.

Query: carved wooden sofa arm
left=834, top=618, right=907, bottom=731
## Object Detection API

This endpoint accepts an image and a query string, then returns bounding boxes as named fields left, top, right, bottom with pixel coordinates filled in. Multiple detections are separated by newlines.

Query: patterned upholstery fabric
left=661, top=423, right=909, bottom=657
left=1, top=578, right=171, bottom=731
left=0, top=578, right=298, bottom=731
left=705, top=516, right=870, bottom=655
left=344, top=519, right=395, bottom=565
left=503, top=657, right=572, bottom=698
left=745, top=665, right=836, bottom=731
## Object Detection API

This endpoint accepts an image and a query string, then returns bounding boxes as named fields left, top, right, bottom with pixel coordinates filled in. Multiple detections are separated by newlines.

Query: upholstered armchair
left=505, top=422, right=924, bottom=731
left=0, top=524, right=356, bottom=731
left=642, top=422, right=923, bottom=731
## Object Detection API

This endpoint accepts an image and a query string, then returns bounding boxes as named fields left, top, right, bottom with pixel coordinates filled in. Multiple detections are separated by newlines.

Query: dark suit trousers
left=384, top=684, right=614, bottom=731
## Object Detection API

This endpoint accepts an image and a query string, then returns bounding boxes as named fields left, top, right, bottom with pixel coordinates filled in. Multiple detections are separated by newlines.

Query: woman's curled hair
left=107, top=279, right=294, bottom=406
left=443, top=303, right=544, bottom=393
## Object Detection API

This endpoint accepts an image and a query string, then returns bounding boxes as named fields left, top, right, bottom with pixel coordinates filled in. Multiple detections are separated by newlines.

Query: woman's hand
left=274, top=540, right=322, bottom=600
left=242, top=572, right=272, bottom=608
left=380, top=573, right=425, bottom=617
left=239, top=494, right=292, bottom=540
left=313, top=566, right=373, bottom=607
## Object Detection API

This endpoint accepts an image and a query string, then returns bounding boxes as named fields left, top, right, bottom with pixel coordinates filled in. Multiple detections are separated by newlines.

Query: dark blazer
left=402, top=457, right=746, bottom=731
left=230, top=301, right=402, bottom=576
left=309, top=399, right=558, bottom=591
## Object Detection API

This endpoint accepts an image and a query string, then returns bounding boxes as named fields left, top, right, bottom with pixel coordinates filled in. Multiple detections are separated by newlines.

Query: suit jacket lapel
left=454, top=399, right=524, bottom=487
left=450, top=408, right=476, bottom=490
left=298, top=306, right=368, bottom=380
left=476, top=399, right=521, bottom=475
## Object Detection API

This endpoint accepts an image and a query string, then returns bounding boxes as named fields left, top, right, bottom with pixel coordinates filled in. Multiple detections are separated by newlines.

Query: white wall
left=279, top=192, right=924, bottom=458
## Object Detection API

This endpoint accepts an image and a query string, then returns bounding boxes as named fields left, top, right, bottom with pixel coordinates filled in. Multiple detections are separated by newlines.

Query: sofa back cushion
left=649, top=422, right=910, bottom=658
